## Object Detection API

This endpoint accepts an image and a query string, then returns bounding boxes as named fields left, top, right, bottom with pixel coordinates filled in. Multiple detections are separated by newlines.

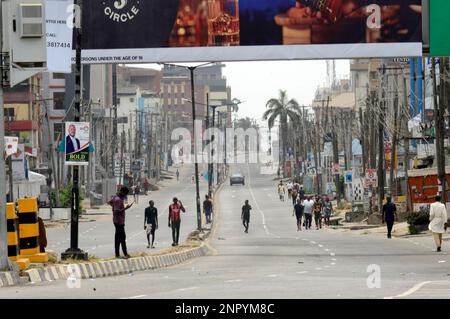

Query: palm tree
left=263, top=90, right=302, bottom=177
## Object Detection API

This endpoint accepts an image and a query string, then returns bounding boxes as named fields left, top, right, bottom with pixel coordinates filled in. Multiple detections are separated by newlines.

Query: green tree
left=263, top=90, right=302, bottom=177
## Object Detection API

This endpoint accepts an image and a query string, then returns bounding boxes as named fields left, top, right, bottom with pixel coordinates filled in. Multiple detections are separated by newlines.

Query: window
left=53, top=92, right=65, bottom=110
left=53, top=73, right=66, bottom=79
left=117, top=117, right=128, bottom=124
left=130, top=98, right=135, bottom=103
left=53, top=123, right=64, bottom=142
left=4, top=108, right=15, bottom=119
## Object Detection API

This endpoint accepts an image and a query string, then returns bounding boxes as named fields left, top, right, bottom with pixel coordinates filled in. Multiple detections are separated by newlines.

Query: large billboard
left=77, top=0, right=423, bottom=63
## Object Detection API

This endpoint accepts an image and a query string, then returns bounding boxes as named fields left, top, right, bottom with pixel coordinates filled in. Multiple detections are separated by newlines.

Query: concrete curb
left=0, top=271, right=21, bottom=287
left=15, top=244, right=211, bottom=286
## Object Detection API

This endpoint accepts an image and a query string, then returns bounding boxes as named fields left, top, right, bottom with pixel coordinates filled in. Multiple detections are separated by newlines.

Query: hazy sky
left=134, top=60, right=350, bottom=125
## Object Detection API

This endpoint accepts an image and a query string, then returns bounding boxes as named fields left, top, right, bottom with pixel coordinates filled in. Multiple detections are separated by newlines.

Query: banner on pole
left=45, top=0, right=74, bottom=73
left=4, top=136, right=18, bottom=157
left=65, top=122, right=90, bottom=166
left=364, top=168, right=378, bottom=188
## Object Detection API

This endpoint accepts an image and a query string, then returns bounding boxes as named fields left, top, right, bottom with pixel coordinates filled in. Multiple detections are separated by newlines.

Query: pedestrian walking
left=303, top=196, right=314, bottom=230
left=176, top=169, right=180, bottom=181
left=278, top=181, right=286, bottom=202
left=382, top=197, right=397, bottom=239
left=203, top=195, right=213, bottom=224
left=168, top=197, right=186, bottom=246
left=108, top=187, right=133, bottom=259
left=313, top=196, right=323, bottom=230
left=144, top=200, right=158, bottom=249
left=322, top=197, right=333, bottom=227
left=134, top=185, right=140, bottom=204
left=298, top=186, right=305, bottom=201
left=429, top=195, right=448, bottom=252
left=242, top=200, right=252, bottom=233
left=293, top=198, right=304, bottom=231
left=287, top=181, right=293, bottom=200
left=291, top=187, right=298, bottom=206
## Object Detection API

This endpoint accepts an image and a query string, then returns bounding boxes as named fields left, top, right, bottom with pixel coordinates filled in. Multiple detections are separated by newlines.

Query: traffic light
left=2, top=0, right=47, bottom=87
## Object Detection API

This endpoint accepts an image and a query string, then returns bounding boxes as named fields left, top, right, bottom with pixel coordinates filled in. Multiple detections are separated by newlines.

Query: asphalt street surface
left=1, top=163, right=449, bottom=299
left=45, top=164, right=209, bottom=258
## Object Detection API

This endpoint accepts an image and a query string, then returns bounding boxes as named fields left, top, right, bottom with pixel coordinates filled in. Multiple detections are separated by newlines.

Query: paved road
left=1, top=163, right=449, bottom=298
left=45, top=164, right=210, bottom=259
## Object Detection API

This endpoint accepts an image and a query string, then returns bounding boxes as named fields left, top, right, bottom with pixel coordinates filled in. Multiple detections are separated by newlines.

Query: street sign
left=131, top=161, right=142, bottom=172
left=344, top=171, right=353, bottom=184
left=364, top=169, right=378, bottom=188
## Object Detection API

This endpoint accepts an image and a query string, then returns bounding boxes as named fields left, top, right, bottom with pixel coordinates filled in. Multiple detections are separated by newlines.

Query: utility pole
left=378, top=67, right=386, bottom=213
left=147, top=112, right=152, bottom=181
left=403, top=75, right=411, bottom=212
left=206, top=93, right=212, bottom=197
left=62, top=0, right=88, bottom=260
left=389, top=74, right=399, bottom=197
left=0, top=0, right=11, bottom=270
left=332, top=108, right=340, bottom=201
left=120, top=127, right=125, bottom=186
left=433, top=57, right=446, bottom=200
left=359, top=107, right=366, bottom=176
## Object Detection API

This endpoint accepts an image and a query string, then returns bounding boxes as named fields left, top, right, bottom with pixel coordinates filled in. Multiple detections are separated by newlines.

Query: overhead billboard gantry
left=70, top=0, right=424, bottom=64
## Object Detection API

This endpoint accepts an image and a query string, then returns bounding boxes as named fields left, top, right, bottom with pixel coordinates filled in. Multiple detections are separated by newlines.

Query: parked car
left=230, top=173, right=245, bottom=186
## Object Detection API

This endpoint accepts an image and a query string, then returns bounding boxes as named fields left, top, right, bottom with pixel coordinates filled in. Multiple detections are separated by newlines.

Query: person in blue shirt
left=144, top=200, right=158, bottom=248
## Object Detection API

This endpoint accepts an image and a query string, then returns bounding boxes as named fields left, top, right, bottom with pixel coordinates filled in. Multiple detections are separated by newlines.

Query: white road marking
left=330, top=253, right=336, bottom=256
left=438, top=260, right=447, bottom=263
left=315, top=268, right=322, bottom=271
left=224, top=279, right=243, bottom=283
left=331, top=258, right=337, bottom=261
left=246, top=164, right=277, bottom=238
left=266, top=274, right=280, bottom=278
left=310, top=241, right=316, bottom=244
left=325, top=249, right=330, bottom=252
left=384, top=281, right=433, bottom=299
left=121, top=295, right=147, bottom=299
left=331, top=263, right=336, bottom=266
left=318, top=244, right=323, bottom=248
left=177, top=287, right=200, bottom=292
left=297, top=271, right=308, bottom=274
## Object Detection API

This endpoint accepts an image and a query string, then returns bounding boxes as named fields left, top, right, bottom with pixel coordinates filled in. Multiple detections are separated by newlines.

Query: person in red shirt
left=168, top=197, right=186, bottom=246
left=108, top=187, right=133, bottom=259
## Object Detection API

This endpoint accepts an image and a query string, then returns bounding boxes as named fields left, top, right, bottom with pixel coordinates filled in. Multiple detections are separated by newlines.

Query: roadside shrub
left=406, top=211, right=430, bottom=226
left=407, top=210, right=430, bottom=235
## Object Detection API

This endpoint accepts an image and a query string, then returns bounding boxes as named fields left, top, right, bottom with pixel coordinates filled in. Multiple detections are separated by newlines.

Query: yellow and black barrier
left=6, top=203, right=30, bottom=270
left=17, top=198, right=48, bottom=263
left=7, top=203, right=19, bottom=261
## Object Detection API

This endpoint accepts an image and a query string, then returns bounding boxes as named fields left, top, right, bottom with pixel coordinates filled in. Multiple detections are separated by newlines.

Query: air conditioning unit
left=19, top=3, right=43, bottom=38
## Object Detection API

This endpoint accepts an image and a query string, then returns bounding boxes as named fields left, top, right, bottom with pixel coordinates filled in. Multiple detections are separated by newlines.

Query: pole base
left=61, top=249, right=89, bottom=261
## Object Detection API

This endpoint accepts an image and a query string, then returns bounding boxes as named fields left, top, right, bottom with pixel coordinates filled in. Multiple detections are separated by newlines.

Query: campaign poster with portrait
left=65, top=122, right=90, bottom=166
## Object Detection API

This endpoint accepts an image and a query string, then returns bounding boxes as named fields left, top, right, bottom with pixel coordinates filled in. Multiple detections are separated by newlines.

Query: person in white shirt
left=303, top=197, right=314, bottom=230
left=429, top=195, right=448, bottom=252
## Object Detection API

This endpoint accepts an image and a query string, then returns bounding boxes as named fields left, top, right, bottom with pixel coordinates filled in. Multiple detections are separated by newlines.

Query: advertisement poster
left=4, top=136, right=19, bottom=157
left=77, top=0, right=423, bottom=63
left=65, top=122, right=90, bottom=166
left=11, top=144, right=28, bottom=181
left=45, top=0, right=74, bottom=73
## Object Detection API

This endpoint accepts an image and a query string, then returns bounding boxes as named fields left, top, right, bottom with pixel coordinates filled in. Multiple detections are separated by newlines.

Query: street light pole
left=188, top=67, right=202, bottom=232
left=62, top=0, right=88, bottom=260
